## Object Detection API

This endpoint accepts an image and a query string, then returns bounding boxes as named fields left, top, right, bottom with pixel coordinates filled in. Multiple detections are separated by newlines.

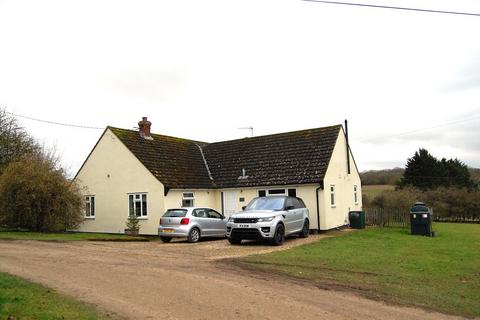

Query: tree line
left=361, top=163, right=479, bottom=187
left=360, top=168, right=404, bottom=185
left=0, top=108, right=84, bottom=232
left=363, top=148, right=480, bottom=222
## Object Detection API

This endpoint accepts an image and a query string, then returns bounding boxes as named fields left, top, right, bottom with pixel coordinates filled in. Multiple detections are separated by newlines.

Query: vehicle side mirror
left=221, top=215, right=225, bottom=220
left=242, top=206, right=246, bottom=211
left=286, top=205, right=295, bottom=211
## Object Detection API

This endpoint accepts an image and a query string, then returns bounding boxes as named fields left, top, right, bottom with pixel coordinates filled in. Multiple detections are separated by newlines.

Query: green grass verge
left=241, top=223, right=480, bottom=318
left=0, top=272, right=106, bottom=320
left=0, top=230, right=153, bottom=242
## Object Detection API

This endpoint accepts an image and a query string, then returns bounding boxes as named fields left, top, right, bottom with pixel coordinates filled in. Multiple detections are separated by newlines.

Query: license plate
left=162, top=229, right=174, bottom=233
left=239, top=224, right=250, bottom=228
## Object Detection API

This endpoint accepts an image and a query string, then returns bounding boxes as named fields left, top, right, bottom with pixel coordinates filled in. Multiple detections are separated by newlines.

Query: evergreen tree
left=399, top=149, right=475, bottom=190
left=441, top=158, right=474, bottom=188
left=399, top=149, right=441, bottom=189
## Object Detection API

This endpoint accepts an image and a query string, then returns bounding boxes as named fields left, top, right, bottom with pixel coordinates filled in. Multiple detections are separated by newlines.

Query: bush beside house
left=0, top=108, right=84, bottom=232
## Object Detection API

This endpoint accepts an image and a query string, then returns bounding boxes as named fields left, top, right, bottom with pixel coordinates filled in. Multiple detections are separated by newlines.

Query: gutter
left=316, top=183, right=323, bottom=233
left=345, top=119, right=351, bottom=175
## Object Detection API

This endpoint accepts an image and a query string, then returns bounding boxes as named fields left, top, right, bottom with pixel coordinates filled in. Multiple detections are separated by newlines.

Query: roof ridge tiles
left=107, top=124, right=342, bottom=145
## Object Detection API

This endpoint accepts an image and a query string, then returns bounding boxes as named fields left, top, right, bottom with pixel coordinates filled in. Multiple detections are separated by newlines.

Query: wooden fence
left=364, top=207, right=480, bottom=227
left=364, top=207, right=411, bottom=228
left=433, top=216, right=480, bottom=223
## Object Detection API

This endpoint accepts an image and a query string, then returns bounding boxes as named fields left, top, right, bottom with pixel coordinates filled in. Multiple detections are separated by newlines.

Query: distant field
left=241, top=223, right=480, bottom=318
left=362, top=184, right=395, bottom=200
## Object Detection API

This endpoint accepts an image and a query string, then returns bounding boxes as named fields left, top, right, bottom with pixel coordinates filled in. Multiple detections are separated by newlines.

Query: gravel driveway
left=0, top=233, right=464, bottom=320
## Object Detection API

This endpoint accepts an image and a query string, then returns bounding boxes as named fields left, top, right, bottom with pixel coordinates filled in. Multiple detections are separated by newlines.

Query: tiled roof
left=109, top=127, right=215, bottom=189
left=204, top=125, right=341, bottom=188
left=109, top=125, right=342, bottom=189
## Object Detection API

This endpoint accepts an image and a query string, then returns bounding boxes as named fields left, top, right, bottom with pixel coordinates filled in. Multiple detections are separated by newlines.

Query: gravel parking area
left=0, top=232, right=464, bottom=320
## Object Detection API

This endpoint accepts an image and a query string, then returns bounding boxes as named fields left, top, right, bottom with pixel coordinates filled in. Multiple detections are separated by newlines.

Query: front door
left=223, top=191, right=238, bottom=217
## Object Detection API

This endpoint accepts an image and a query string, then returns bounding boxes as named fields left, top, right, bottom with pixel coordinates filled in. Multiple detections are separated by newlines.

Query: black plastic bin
left=410, top=202, right=432, bottom=236
left=349, top=211, right=365, bottom=229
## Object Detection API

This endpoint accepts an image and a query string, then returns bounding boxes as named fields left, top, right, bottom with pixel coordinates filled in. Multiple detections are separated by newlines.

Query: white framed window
left=267, top=189, right=287, bottom=195
left=330, top=185, right=336, bottom=207
left=129, top=193, right=148, bottom=217
left=353, top=185, right=358, bottom=204
left=182, top=192, right=195, bottom=207
left=85, top=196, right=95, bottom=218
left=257, top=188, right=297, bottom=197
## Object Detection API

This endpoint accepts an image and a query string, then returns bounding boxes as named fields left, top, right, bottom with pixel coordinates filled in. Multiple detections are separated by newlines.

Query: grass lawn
left=241, top=223, right=480, bottom=318
left=0, top=230, right=153, bottom=242
left=0, top=272, right=106, bottom=320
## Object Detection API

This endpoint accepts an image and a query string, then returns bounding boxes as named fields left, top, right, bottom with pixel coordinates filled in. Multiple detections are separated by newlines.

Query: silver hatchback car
left=158, top=207, right=227, bottom=243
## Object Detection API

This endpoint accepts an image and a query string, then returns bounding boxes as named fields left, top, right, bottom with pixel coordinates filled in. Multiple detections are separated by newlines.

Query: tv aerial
left=238, top=126, right=254, bottom=137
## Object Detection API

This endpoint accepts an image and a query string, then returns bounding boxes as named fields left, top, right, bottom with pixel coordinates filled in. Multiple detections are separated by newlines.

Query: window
left=285, top=197, right=294, bottom=209
left=353, top=185, right=358, bottom=204
left=192, top=208, right=207, bottom=218
left=330, top=185, right=335, bottom=207
left=257, top=188, right=297, bottom=197
left=207, top=209, right=222, bottom=219
left=182, top=192, right=195, bottom=207
left=268, top=189, right=286, bottom=195
left=286, top=197, right=305, bottom=209
left=192, top=208, right=223, bottom=219
left=297, top=198, right=306, bottom=208
left=129, top=193, right=147, bottom=217
left=163, top=209, right=187, bottom=217
left=85, top=196, right=95, bottom=218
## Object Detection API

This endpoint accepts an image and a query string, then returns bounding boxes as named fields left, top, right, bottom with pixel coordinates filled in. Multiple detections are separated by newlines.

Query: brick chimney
left=138, top=117, right=153, bottom=139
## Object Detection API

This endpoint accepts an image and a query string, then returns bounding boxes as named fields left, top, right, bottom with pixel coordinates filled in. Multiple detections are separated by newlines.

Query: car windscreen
left=245, top=197, right=285, bottom=211
left=163, top=209, right=188, bottom=217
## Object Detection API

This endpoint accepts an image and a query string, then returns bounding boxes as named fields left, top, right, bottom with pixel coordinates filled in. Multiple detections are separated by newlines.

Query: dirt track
left=0, top=234, right=466, bottom=320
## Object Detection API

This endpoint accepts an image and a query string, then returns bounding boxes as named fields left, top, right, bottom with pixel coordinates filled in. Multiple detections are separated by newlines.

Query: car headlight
left=228, top=217, right=235, bottom=222
left=257, top=217, right=274, bottom=222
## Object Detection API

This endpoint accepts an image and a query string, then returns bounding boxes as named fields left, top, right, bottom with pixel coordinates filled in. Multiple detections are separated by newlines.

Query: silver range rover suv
left=226, top=196, right=309, bottom=246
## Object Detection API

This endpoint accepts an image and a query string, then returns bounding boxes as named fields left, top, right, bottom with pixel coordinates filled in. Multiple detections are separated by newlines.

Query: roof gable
left=108, top=125, right=341, bottom=189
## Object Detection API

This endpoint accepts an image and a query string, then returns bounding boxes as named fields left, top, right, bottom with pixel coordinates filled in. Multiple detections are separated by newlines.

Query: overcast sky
left=1, top=0, right=479, bottom=176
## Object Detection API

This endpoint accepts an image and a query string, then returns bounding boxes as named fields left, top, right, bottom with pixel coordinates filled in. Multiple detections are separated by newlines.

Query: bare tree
left=0, top=108, right=40, bottom=174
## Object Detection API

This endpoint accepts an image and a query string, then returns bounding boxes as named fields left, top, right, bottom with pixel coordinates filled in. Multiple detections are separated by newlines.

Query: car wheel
left=270, top=223, right=285, bottom=246
left=160, top=236, right=172, bottom=243
left=299, top=219, right=309, bottom=238
left=228, top=237, right=241, bottom=245
left=187, top=228, right=201, bottom=243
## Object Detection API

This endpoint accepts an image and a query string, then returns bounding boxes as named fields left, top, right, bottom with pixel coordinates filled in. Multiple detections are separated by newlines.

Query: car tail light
left=159, top=218, right=163, bottom=225
left=180, top=218, right=190, bottom=225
